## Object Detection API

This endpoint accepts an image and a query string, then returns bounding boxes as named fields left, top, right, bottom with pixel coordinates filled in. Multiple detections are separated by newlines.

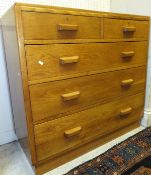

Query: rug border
left=65, top=127, right=151, bottom=175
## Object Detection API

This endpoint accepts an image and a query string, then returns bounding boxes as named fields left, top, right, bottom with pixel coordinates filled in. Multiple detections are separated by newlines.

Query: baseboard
left=0, top=130, right=17, bottom=145
left=141, top=108, right=151, bottom=127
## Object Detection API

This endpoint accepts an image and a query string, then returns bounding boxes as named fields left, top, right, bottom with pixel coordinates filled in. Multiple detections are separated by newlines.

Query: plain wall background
left=0, top=26, right=17, bottom=145
left=111, top=0, right=150, bottom=15
left=0, top=0, right=110, bottom=145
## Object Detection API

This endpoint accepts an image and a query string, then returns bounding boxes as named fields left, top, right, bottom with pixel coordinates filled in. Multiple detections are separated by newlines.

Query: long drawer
left=34, top=92, right=144, bottom=161
left=30, top=66, right=146, bottom=123
left=104, top=18, right=149, bottom=39
left=22, top=12, right=102, bottom=40
left=26, top=42, right=148, bottom=81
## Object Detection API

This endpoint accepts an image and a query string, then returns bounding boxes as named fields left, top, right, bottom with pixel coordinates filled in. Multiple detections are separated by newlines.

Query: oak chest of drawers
left=1, top=3, right=150, bottom=175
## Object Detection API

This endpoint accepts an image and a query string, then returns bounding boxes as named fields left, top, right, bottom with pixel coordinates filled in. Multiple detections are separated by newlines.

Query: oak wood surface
left=14, top=5, right=37, bottom=164
left=121, top=51, right=135, bottom=58
left=25, top=42, right=148, bottom=81
left=61, top=91, right=81, bottom=101
left=28, top=64, right=147, bottom=85
left=35, top=122, right=140, bottom=175
left=57, top=23, right=79, bottom=31
left=15, top=3, right=150, bottom=21
left=3, top=3, right=149, bottom=174
left=104, top=18, right=149, bottom=39
left=30, top=66, right=146, bottom=123
left=123, top=26, right=136, bottom=32
left=59, top=56, right=80, bottom=64
left=24, top=38, right=148, bottom=44
left=34, top=93, right=144, bottom=161
left=64, top=126, right=82, bottom=138
left=22, top=12, right=102, bottom=40
left=121, top=79, right=134, bottom=87
left=120, top=107, right=133, bottom=116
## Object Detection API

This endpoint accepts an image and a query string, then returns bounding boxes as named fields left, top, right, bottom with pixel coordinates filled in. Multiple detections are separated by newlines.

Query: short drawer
left=34, top=93, right=144, bottom=161
left=104, top=18, right=149, bottom=39
left=26, top=42, right=148, bottom=81
left=22, top=12, right=102, bottom=40
left=30, top=66, right=146, bottom=123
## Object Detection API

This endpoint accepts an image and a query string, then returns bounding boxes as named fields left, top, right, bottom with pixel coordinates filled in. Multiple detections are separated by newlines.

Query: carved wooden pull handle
left=61, top=91, right=80, bottom=101
left=120, top=107, right=132, bottom=116
left=121, top=51, right=135, bottom=58
left=57, top=24, right=79, bottom=31
left=60, top=56, right=79, bottom=64
left=123, top=26, right=136, bottom=32
left=121, top=79, right=134, bottom=87
left=64, top=126, right=82, bottom=138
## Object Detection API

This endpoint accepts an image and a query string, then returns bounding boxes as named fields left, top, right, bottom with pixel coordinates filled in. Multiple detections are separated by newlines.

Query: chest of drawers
left=1, top=3, right=150, bottom=175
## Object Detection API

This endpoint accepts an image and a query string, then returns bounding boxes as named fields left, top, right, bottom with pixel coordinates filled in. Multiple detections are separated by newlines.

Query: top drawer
left=22, top=12, right=102, bottom=40
left=104, top=18, right=149, bottom=39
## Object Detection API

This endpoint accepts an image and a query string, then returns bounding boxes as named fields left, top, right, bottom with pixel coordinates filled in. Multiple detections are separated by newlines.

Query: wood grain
left=28, top=64, right=147, bottom=85
left=120, top=107, right=133, bottom=116
left=64, top=126, right=82, bottom=138
left=22, top=12, right=102, bottom=40
left=123, top=26, right=136, bottom=32
left=57, top=24, right=79, bottom=31
left=104, top=18, right=149, bottom=39
left=29, top=66, right=146, bottom=123
left=121, top=51, right=135, bottom=58
left=2, top=3, right=149, bottom=174
left=59, top=56, right=79, bottom=64
left=121, top=79, right=134, bottom=87
left=24, top=38, right=149, bottom=45
left=35, top=122, right=140, bottom=175
left=25, top=42, right=148, bottom=81
left=34, top=93, right=144, bottom=161
left=15, top=3, right=150, bottom=20
left=61, top=91, right=80, bottom=101
left=14, top=5, right=37, bottom=164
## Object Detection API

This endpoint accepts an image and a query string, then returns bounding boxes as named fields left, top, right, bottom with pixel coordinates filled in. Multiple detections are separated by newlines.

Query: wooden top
left=15, top=3, right=150, bottom=21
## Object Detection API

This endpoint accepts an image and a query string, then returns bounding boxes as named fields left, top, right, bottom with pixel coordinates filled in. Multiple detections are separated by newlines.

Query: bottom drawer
left=34, top=93, right=144, bottom=161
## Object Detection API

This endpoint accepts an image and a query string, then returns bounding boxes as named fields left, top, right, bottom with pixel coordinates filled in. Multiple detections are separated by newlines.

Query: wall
left=0, top=27, right=17, bottom=145
left=0, top=0, right=110, bottom=145
left=111, top=0, right=150, bottom=15
left=111, top=0, right=151, bottom=126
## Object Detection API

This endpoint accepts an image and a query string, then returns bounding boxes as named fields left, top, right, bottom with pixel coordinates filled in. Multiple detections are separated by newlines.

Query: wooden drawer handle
left=61, top=91, right=80, bottom=101
left=120, top=107, right=132, bottom=116
left=64, top=126, right=82, bottom=138
left=60, top=56, right=79, bottom=64
left=121, top=79, right=134, bottom=87
left=123, top=26, right=136, bottom=32
left=121, top=51, right=135, bottom=58
left=57, top=24, right=78, bottom=31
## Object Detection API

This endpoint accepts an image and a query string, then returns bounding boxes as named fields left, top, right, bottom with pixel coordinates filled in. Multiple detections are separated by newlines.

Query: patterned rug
left=130, top=166, right=151, bottom=175
left=65, top=127, right=151, bottom=175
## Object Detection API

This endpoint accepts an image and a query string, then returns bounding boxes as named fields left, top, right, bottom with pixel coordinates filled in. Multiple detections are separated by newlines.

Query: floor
left=0, top=141, right=34, bottom=175
left=0, top=126, right=145, bottom=175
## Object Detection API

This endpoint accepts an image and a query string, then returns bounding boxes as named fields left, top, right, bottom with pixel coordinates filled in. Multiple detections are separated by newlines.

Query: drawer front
left=34, top=93, right=144, bottom=161
left=22, top=12, right=102, bottom=40
left=26, top=42, right=148, bottom=81
left=30, top=66, right=146, bottom=123
left=104, top=18, right=149, bottom=39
